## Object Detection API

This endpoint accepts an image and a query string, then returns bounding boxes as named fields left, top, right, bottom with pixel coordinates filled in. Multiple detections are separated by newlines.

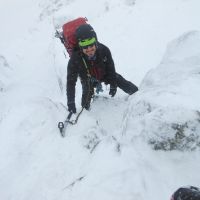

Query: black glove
left=109, top=85, right=117, bottom=97
left=68, top=102, right=76, bottom=113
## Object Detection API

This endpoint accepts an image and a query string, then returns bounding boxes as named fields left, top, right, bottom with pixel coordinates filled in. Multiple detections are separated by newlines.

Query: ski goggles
left=78, top=37, right=96, bottom=49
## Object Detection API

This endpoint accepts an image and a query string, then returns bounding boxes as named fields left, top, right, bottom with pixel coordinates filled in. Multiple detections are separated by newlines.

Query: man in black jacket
left=67, top=24, right=138, bottom=113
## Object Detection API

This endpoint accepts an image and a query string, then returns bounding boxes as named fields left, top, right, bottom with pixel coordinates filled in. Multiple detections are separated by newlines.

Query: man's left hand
left=109, top=86, right=117, bottom=97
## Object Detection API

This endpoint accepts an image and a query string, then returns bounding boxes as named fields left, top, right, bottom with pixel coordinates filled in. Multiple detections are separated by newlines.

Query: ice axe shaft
left=58, top=111, right=73, bottom=137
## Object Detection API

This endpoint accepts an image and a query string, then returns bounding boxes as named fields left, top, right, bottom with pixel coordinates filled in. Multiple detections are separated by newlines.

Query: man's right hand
left=68, top=102, right=76, bottom=113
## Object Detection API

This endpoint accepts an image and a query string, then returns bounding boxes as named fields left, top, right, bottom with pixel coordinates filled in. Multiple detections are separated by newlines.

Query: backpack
left=62, top=17, right=88, bottom=57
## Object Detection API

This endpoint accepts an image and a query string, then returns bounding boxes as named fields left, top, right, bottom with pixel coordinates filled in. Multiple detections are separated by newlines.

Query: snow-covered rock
left=127, top=31, right=200, bottom=151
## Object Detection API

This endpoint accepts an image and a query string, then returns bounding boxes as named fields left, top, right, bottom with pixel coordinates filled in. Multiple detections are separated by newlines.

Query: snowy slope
left=0, top=0, right=200, bottom=200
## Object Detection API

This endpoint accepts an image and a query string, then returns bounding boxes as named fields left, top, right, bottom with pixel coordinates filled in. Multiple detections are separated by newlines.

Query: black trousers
left=115, top=73, right=138, bottom=95
left=81, top=73, right=138, bottom=107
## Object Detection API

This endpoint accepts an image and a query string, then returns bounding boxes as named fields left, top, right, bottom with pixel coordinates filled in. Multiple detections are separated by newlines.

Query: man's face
left=82, top=44, right=97, bottom=57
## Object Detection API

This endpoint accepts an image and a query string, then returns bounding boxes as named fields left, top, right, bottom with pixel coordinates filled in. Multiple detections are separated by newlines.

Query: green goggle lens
left=78, top=37, right=96, bottom=47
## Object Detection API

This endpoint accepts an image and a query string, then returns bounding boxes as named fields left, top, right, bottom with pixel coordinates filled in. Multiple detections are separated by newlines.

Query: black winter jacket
left=67, top=42, right=117, bottom=104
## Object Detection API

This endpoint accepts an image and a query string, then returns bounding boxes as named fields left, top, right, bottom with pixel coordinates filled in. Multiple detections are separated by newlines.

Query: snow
left=127, top=32, right=200, bottom=151
left=0, top=0, right=200, bottom=199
